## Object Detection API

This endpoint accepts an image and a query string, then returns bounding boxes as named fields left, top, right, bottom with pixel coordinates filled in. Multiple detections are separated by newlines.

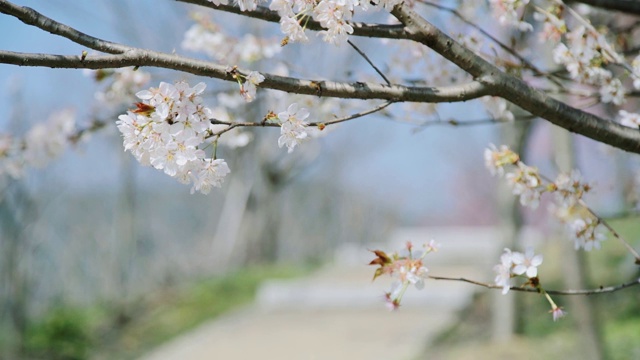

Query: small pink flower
left=551, top=306, right=566, bottom=321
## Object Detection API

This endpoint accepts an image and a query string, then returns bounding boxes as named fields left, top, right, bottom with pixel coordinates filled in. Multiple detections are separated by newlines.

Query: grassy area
left=20, top=265, right=311, bottom=360
left=422, top=216, right=640, bottom=360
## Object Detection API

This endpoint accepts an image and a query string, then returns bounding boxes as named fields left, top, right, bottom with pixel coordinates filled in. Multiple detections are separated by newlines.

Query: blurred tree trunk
left=553, top=130, right=604, bottom=360
left=0, top=79, right=33, bottom=357
left=0, top=183, right=36, bottom=357
left=491, top=112, right=531, bottom=341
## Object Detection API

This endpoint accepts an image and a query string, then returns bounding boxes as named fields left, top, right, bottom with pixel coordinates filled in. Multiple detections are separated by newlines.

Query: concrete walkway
left=139, top=227, right=513, bottom=360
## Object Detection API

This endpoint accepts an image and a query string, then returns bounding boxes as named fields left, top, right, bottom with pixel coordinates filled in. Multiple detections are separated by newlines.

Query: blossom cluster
left=489, top=2, right=640, bottom=123
left=533, top=6, right=566, bottom=43
left=0, top=109, right=76, bottom=179
left=552, top=26, right=625, bottom=105
left=493, top=247, right=543, bottom=294
left=266, top=0, right=401, bottom=45
left=369, top=240, right=439, bottom=310
left=493, top=247, right=565, bottom=321
left=485, top=144, right=605, bottom=251
left=116, top=81, right=230, bottom=194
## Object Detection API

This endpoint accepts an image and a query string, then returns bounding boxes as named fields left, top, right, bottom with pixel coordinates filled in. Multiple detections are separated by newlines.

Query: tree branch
left=391, top=4, right=640, bottom=154
left=209, top=100, right=394, bottom=138
left=3, top=0, right=640, bottom=153
left=428, top=275, right=640, bottom=296
left=0, top=0, right=490, bottom=103
left=0, top=50, right=489, bottom=102
left=347, top=40, right=391, bottom=85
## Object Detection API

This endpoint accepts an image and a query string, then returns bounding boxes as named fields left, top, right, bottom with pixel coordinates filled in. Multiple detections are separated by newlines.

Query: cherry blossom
left=277, top=103, right=310, bottom=153
left=240, top=71, right=265, bottom=102
left=117, top=81, right=231, bottom=194
left=182, top=15, right=280, bottom=64
left=533, top=7, right=566, bottom=43
left=619, top=110, right=640, bottom=129
left=484, top=143, right=519, bottom=177
left=552, top=170, right=591, bottom=208
left=551, top=306, right=566, bottom=321
left=369, top=241, right=437, bottom=309
left=494, top=247, right=543, bottom=293
left=494, top=248, right=515, bottom=294
left=488, top=0, right=533, bottom=32
left=566, top=217, right=606, bottom=251
left=483, top=97, right=515, bottom=122
left=0, top=109, right=77, bottom=180
left=505, top=162, right=542, bottom=209
left=511, top=247, right=543, bottom=278
left=86, top=68, right=151, bottom=107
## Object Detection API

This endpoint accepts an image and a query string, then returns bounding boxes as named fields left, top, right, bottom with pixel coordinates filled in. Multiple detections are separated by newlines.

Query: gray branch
left=391, top=4, right=640, bottom=154
left=0, top=50, right=489, bottom=102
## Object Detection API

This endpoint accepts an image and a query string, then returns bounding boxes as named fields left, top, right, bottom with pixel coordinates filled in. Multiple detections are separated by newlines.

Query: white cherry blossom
left=277, top=103, right=310, bottom=153
left=511, top=247, right=543, bottom=278
left=117, top=81, right=231, bottom=194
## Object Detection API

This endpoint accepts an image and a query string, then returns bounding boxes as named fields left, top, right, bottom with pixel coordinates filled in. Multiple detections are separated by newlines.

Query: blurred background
left=1, top=0, right=639, bottom=359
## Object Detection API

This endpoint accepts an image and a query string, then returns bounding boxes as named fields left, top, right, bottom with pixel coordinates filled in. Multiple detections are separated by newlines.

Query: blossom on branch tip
left=425, top=239, right=440, bottom=253
left=551, top=306, right=566, bottom=321
left=369, top=241, right=438, bottom=309
left=494, top=247, right=543, bottom=294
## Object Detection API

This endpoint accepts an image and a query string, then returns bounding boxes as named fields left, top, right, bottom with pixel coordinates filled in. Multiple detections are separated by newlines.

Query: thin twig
left=416, top=115, right=535, bottom=128
left=314, top=101, right=393, bottom=126
left=347, top=39, right=391, bottom=85
left=537, top=168, right=640, bottom=263
left=579, top=199, right=640, bottom=263
left=0, top=50, right=490, bottom=103
left=428, top=274, right=640, bottom=295
left=208, top=101, right=394, bottom=138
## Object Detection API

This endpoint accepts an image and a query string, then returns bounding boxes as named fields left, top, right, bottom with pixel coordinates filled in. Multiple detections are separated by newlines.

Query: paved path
left=139, top=227, right=513, bottom=360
